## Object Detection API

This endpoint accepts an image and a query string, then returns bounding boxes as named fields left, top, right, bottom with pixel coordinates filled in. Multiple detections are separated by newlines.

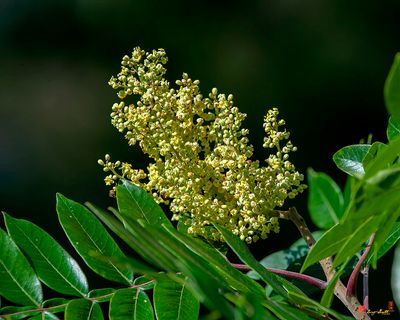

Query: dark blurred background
left=1, top=0, right=399, bottom=314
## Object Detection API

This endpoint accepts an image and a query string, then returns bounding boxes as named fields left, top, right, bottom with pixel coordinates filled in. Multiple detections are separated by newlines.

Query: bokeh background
left=1, top=0, right=399, bottom=314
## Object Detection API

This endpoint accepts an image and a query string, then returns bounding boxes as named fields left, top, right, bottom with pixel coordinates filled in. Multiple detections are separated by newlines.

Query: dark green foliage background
left=1, top=0, right=399, bottom=312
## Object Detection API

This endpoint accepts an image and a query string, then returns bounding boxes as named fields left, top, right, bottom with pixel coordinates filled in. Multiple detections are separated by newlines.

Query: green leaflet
left=85, top=202, right=159, bottom=272
left=153, top=276, right=199, bottom=320
left=301, top=216, right=379, bottom=271
left=0, top=228, right=42, bottom=306
left=3, top=213, right=88, bottom=297
left=333, top=144, right=370, bottom=179
left=116, top=180, right=173, bottom=230
left=56, top=193, right=133, bottom=285
left=28, top=312, right=59, bottom=319
left=109, top=288, right=154, bottom=320
left=214, top=224, right=304, bottom=300
left=307, top=169, right=344, bottom=229
left=384, top=52, right=400, bottom=119
left=64, top=299, right=103, bottom=320
left=0, top=306, right=39, bottom=319
left=366, top=222, right=400, bottom=266
left=387, top=116, right=400, bottom=141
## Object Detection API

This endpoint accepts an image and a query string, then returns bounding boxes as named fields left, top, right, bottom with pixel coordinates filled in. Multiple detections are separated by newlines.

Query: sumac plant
left=1, top=49, right=400, bottom=320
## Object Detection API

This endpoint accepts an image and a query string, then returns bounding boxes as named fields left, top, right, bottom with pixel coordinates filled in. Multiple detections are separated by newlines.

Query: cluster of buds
left=99, top=47, right=306, bottom=243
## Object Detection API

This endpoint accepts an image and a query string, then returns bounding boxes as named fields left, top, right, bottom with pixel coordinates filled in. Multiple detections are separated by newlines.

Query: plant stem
left=272, top=207, right=371, bottom=320
left=229, top=260, right=327, bottom=289
left=346, top=234, right=375, bottom=297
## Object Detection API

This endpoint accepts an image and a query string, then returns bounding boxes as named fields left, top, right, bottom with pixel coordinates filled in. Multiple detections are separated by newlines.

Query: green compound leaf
left=56, top=193, right=133, bottom=285
left=301, top=216, right=379, bottom=271
left=214, top=224, right=294, bottom=299
left=116, top=180, right=173, bottom=229
left=333, top=144, right=371, bottom=179
left=0, top=228, right=42, bottom=306
left=3, top=213, right=88, bottom=297
left=64, top=299, right=103, bottom=320
left=153, top=276, right=199, bottom=320
left=109, top=288, right=154, bottom=320
left=384, top=52, right=400, bottom=119
left=0, top=305, right=39, bottom=319
left=28, top=312, right=59, bottom=319
left=307, top=169, right=344, bottom=229
left=387, top=116, right=400, bottom=142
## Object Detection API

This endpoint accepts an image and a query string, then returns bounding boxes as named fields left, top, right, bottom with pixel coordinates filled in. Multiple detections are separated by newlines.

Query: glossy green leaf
left=387, top=116, right=400, bottom=141
left=307, top=169, right=344, bottom=229
left=153, top=276, right=199, bottom=320
left=263, top=300, right=311, bottom=320
left=214, top=224, right=290, bottom=299
left=367, top=220, right=400, bottom=267
left=248, top=231, right=324, bottom=281
left=42, top=298, right=69, bottom=314
left=302, top=216, right=378, bottom=271
left=287, top=292, right=350, bottom=320
left=28, top=312, right=59, bottom=319
left=333, top=216, right=380, bottom=267
left=88, top=288, right=115, bottom=302
left=391, top=244, right=400, bottom=311
left=56, top=193, right=133, bottom=285
left=364, top=137, right=400, bottom=179
left=85, top=202, right=159, bottom=270
left=133, top=275, right=156, bottom=290
left=0, top=228, right=42, bottom=306
left=116, top=180, right=173, bottom=229
left=160, top=224, right=265, bottom=297
left=333, top=144, right=370, bottom=179
left=109, top=288, right=154, bottom=320
left=384, top=52, right=400, bottom=118
left=64, top=299, right=103, bottom=320
left=0, top=306, right=38, bottom=319
left=3, top=213, right=88, bottom=297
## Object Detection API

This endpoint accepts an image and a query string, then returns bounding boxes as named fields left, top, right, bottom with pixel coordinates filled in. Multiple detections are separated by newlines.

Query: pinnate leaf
left=65, top=299, right=103, bottom=320
left=56, top=193, right=133, bottom=285
left=109, top=288, right=154, bottom=320
left=3, top=213, right=88, bottom=297
left=0, top=228, right=42, bottom=306
left=153, top=276, right=199, bottom=320
left=116, top=180, right=173, bottom=229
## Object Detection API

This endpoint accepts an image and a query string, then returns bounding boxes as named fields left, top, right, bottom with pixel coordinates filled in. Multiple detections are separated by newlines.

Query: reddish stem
left=228, top=261, right=327, bottom=289
left=346, top=234, right=375, bottom=298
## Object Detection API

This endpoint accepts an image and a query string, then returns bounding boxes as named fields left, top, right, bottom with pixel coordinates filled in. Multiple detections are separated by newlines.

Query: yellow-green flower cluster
left=99, top=47, right=306, bottom=243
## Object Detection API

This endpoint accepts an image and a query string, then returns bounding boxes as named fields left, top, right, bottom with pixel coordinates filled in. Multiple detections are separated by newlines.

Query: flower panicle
left=99, top=47, right=306, bottom=243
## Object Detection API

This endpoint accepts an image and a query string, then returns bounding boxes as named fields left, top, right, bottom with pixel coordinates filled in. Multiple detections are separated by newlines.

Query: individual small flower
left=100, top=47, right=306, bottom=243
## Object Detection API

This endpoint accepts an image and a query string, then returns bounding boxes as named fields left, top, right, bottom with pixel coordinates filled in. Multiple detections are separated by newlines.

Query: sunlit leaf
left=153, top=276, right=199, bottom=320
left=333, top=144, right=370, bottom=179
left=56, top=194, right=133, bottom=285
left=64, top=299, right=103, bottom=320
left=0, top=228, right=42, bottom=306
left=307, top=169, right=344, bottom=229
left=4, top=213, right=88, bottom=297
left=116, top=180, right=173, bottom=229
left=384, top=52, right=400, bottom=118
